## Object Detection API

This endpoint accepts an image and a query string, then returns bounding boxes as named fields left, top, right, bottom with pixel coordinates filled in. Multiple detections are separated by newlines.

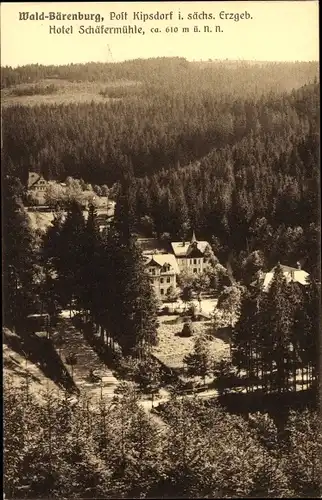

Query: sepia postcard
left=1, top=1, right=321, bottom=499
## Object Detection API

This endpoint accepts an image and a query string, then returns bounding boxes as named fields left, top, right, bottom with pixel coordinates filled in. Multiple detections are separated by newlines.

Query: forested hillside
left=2, top=66, right=319, bottom=181
left=2, top=58, right=319, bottom=275
left=132, top=83, right=320, bottom=273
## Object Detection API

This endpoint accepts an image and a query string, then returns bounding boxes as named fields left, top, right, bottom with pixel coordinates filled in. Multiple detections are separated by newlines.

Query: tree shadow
left=80, top=322, right=120, bottom=371
left=4, top=356, right=42, bottom=383
left=216, top=388, right=317, bottom=430
left=3, top=330, right=78, bottom=394
left=212, top=325, right=232, bottom=343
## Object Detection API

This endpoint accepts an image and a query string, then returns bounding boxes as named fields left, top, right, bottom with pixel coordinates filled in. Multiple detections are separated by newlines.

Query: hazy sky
left=1, top=1, right=319, bottom=67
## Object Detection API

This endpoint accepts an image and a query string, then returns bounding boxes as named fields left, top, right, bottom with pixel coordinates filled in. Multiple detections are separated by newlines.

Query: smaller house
left=28, top=172, right=47, bottom=192
left=262, top=263, right=309, bottom=292
left=27, top=172, right=47, bottom=204
left=145, top=253, right=179, bottom=300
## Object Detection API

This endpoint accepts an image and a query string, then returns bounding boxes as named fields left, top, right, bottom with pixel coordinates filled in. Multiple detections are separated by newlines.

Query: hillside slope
left=4, top=329, right=63, bottom=399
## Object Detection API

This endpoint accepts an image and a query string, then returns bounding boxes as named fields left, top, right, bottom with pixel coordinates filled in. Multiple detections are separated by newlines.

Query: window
left=160, top=289, right=164, bottom=295
left=193, top=268, right=197, bottom=273
left=167, top=277, right=171, bottom=283
left=152, top=268, right=156, bottom=275
left=194, top=259, right=197, bottom=265
left=160, top=278, right=164, bottom=284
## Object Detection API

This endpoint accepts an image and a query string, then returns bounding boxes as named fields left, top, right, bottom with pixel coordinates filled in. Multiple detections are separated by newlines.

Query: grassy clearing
left=1, top=78, right=141, bottom=107
left=153, top=315, right=229, bottom=370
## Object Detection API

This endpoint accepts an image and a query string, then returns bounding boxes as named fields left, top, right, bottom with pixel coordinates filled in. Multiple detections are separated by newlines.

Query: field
left=153, top=314, right=229, bottom=371
left=1, top=78, right=140, bottom=107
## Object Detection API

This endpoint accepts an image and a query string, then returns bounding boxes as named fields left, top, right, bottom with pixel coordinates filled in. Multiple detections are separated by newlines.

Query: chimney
left=296, top=261, right=301, bottom=270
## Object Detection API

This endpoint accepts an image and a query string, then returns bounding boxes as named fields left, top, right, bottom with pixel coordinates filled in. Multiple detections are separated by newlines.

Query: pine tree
left=2, top=176, right=37, bottom=330
left=108, top=181, right=159, bottom=356
left=41, top=210, right=64, bottom=315
left=217, top=283, right=244, bottom=328
left=55, top=201, right=86, bottom=311
left=80, top=203, right=102, bottom=319
left=231, top=287, right=263, bottom=391
left=134, top=357, right=162, bottom=407
left=184, top=335, right=214, bottom=385
left=116, top=237, right=159, bottom=356
left=294, top=278, right=319, bottom=390
left=113, top=169, right=136, bottom=241
left=259, top=265, right=299, bottom=394
left=168, top=183, right=190, bottom=239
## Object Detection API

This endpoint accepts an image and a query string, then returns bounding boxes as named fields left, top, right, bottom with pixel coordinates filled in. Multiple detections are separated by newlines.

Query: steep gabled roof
left=146, top=256, right=162, bottom=268
left=171, top=240, right=209, bottom=257
left=144, top=253, right=179, bottom=274
left=28, top=172, right=42, bottom=189
left=186, top=243, right=204, bottom=257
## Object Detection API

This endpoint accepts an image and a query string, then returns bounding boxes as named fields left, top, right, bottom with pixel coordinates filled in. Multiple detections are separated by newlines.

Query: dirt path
left=52, top=317, right=120, bottom=402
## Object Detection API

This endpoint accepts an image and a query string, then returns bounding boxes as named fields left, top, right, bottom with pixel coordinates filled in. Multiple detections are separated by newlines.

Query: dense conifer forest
left=2, top=59, right=320, bottom=275
left=2, top=58, right=319, bottom=184
left=2, top=57, right=321, bottom=499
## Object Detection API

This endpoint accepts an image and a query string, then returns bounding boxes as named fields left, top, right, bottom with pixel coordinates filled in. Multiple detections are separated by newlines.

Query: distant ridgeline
left=1, top=58, right=318, bottom=89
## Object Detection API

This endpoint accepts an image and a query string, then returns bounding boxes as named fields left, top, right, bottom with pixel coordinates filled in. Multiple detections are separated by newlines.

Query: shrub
left=180, top=321, right=194, bottom=337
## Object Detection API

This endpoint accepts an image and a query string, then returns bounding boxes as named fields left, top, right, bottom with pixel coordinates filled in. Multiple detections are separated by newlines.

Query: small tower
left=191, top=230, right=197, bottom=244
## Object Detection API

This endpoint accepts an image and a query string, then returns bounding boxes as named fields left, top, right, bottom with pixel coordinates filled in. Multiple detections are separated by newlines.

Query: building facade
left=171, top=232, right=212, bottom=274
left=145, top=254, right=179, bottom=300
